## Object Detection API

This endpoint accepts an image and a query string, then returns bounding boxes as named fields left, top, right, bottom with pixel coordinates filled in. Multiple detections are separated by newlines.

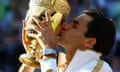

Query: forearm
left=18, top=64, right=35, bottom=72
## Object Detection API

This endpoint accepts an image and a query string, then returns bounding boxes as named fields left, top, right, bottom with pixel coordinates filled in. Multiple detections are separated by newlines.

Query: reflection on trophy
left=19, top=0, right=70, bottom=68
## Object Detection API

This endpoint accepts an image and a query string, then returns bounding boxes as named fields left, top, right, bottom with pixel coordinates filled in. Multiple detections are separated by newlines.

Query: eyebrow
left=73, top=20, right=80, bottom=24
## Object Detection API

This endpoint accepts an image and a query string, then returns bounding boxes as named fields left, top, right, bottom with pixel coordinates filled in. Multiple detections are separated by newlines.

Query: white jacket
left=40, top=49, right=112, bottom=72
left=64, top=50, right=112, bottom=72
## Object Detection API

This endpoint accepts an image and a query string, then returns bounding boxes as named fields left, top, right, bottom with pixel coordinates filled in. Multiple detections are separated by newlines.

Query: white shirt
left=40, top=49, right=112, bottom=72
left=64, top=49, right=112, bottom=72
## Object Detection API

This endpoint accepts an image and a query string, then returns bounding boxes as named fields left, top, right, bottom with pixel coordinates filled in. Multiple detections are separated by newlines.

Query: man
left=19, top=9, right=115, bottom=72
left=57, top=9, right=115, bottom=72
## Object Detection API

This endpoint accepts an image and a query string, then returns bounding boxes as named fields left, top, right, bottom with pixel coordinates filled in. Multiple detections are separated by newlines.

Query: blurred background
left=0, top=0, right=120, bottom=72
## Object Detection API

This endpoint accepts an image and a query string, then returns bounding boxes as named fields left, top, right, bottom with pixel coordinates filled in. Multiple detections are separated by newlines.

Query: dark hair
left=84, top=9, right=116, bottom=56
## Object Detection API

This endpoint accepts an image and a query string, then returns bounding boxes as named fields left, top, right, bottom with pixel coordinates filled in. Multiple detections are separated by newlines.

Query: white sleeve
left=40, top=58, right=58, bottom=72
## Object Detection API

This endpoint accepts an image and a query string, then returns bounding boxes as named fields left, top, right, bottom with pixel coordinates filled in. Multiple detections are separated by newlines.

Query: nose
left=63, top=24, right=71, bottom=30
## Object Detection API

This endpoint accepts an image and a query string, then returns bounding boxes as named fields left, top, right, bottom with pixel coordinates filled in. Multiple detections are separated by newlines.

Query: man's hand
left=27, top=11, right=58, bottom=50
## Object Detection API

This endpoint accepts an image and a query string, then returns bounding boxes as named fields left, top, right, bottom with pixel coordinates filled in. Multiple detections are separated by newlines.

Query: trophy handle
left=19, top=25, right=41, bottom=67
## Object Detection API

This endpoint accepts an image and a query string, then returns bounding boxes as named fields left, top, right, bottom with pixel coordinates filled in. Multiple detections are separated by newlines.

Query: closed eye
left=73, top=20, right=79, bottom=24
left=72, top=20, right=80, bottom=28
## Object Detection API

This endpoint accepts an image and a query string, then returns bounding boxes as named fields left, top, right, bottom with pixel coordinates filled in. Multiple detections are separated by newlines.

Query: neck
left=57, top=44, right=77, bottom=65
left=66, top=47, right=77, bottom=64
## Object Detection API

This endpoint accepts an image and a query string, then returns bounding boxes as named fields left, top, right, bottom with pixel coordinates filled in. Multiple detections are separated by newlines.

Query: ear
left=84, top=38, right=96, bottom=49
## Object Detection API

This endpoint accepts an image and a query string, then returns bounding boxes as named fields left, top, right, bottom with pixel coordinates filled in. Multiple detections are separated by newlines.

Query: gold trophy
left=19, top=0, right=70, bottom=68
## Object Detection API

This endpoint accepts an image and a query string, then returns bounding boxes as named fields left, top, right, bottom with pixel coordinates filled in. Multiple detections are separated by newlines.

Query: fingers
left=45, top=11, right=52, bottom=28
left=27, top=33, right=37, bottom=38
left=31, top=11, right=52, bottom=29
left=45, top=11, right=54, bottom=38
left=32, top=16, right=44, bottom=28
left=45, top=11, right=51, bottom=22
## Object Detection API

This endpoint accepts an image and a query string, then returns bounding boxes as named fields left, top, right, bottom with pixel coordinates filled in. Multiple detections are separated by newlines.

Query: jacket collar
left=65, top=49, right=102, bottom=71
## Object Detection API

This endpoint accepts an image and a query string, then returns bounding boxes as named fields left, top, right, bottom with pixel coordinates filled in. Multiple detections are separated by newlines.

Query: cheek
left=62, top=31, right=74, bottom=43
left=79, top=36, right=87, bottom=47
left=63, top=29, right=80, bottom=41
left=77, top=25, right=87, bottom=33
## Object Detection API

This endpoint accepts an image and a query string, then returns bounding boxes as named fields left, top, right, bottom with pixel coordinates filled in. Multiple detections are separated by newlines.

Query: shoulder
left=78, top=60, right=112, bottom=72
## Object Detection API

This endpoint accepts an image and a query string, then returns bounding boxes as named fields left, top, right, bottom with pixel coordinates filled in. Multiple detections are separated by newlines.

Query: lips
left=57, top=30, right=62, bottom=37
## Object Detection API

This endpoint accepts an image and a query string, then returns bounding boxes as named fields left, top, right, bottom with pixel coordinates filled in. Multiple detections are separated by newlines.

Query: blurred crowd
left=0, top=0, right=120, bottom=72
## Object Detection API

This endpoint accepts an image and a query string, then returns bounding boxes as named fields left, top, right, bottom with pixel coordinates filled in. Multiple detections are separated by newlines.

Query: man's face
left=58, top=14, right=93, bottom=50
